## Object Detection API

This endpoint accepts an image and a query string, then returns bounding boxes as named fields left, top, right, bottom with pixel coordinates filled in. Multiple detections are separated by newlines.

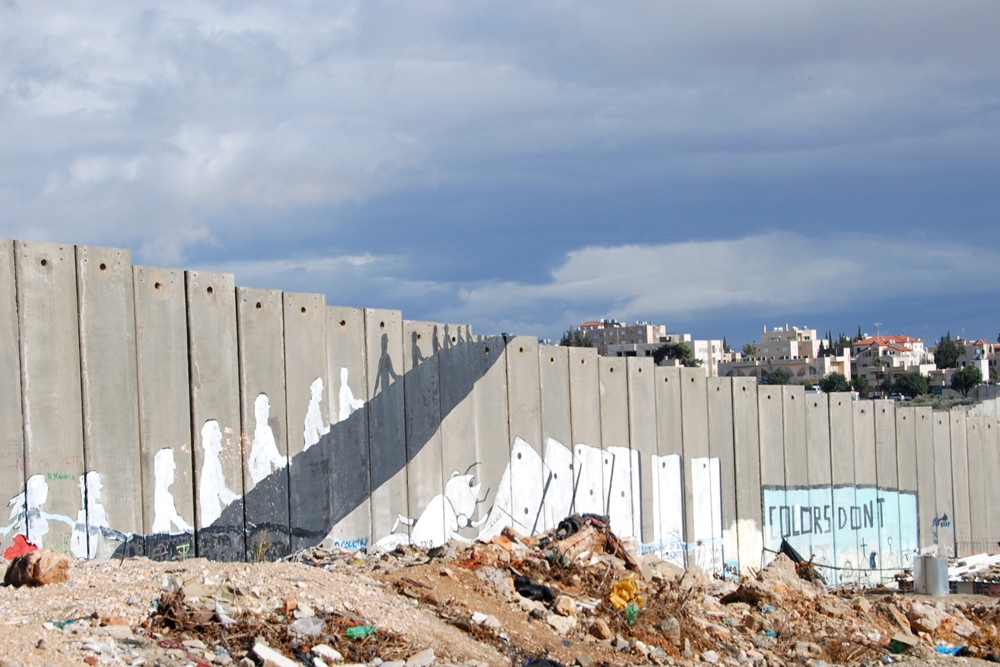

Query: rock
left=575, top=656, right=594, bottom=667
left=518, top=597, right=547, bottom=614
left=953, top=618, right=978, bottom=639
left=656, top=616, right=682, bottom=646
left=553, top=595, right=577, bottom=617
left=471, top=612, right=501, bottom=631
left=792, top=642, right=822, bottom=660
left=312, top=645, right=343, bottom=663
left=590, top=618, right=613, bottom=640
left=649, top=646, right=669, bottom=664
left=818, top=600, right=846, bottom=618
left=700, top=650, right=719, bottom=664
left=405, top=648, right=435, bottom=667
left=3, top=549, right=71, bottom=587
left=906, top=601, right=953, bottom=634
left=853, top=597, right=871, bottom=614
left=546, top=613, right=577, bottom=636
left=679, top=566, right=711, bottom=590
left=253, top=643, right=300, bottom=667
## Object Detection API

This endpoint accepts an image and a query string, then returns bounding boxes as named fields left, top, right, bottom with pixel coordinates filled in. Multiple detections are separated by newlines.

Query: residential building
left=606, top=334, right=727, bottom=377
left=719, top=324, right=851, bottom=381
left=578, top=319, right=666, bottom=356
left=851, top=335, right=935, bottom=391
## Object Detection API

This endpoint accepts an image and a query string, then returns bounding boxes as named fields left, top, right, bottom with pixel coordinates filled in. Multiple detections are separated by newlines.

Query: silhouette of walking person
left=373, top=333, right=399, bottom=395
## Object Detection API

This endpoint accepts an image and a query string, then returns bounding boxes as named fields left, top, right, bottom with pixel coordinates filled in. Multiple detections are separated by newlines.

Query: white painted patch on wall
left=152, top=448, right=193, bottom=534
left=573, top=444, right=604, bottom=515
left=0, top=475, right=73, bottom=549
left=541, top=438, right=578, bottom=532
left=479, top=437, right=547, bottom=539
left=304, top=377, right=331, bottom=449
left=690, top=456, right=723, bottom=572
left=604, top=446, right=636, bottom=538
left=338, top=367, right=365, bottom=422
left=726, top=518, right=763, bottom=576
left=248, top=393, right=288, bottom=485
left=198, top=420, right=240, bottom=528
left=649, top=453, right=684, bottom=565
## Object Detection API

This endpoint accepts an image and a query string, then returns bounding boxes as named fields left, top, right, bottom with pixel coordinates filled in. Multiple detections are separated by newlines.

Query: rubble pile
left=1, top=519, right=999, bottom=666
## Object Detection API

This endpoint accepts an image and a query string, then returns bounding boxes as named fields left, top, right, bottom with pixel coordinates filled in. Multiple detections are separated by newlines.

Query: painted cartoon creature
left=372, top=464, right=489, bottom=551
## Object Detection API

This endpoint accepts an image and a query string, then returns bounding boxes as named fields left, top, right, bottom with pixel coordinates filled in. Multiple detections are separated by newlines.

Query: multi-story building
left=578, top=319, right=666, bottom=356
left=606, top=334, right=727, bottom=377
left=851, top=335, right=934, bottom=390
left=719, top=325, right=851, bottom=381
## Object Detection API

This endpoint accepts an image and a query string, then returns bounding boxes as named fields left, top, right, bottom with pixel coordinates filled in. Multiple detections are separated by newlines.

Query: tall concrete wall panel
left=470, top=336, right=511, bottom=540
left=965, top=417, right=988, bottom=554
left=851, top=401, right=878, bottom=585
left=680, top=368, right=717, bottom=571
left=14, top=241, right=85, bottom=554
left=778, top=387, right=810, bottom=559
left=931, top=412, right=954, bottom=555
left=236, top=287, right=289, bottom=560
left=757, top=385, right=784, bottom=565
left=707, top=378, right=736, bottom=573
left=504, top=337, right=544, bottom=537
left=284, top=292, right=328, bottom=553
left=949, top=411, right=972, bottom=556
left=804, top=393, right=835, bottom=574
left=907, top=407, right=933, bottom=553
left=364, top=309, right=408, bottom=542
left=325, top=306, right=371, bottom=549
left=896, top=405, right=916, bottom=568
left=132, top=266, right=195, bottom=559
left=873, top=400, right=901, bottom=576
left=568, top=347, right=603, bottom=516
left=0, top=239, right=24, bottom=556
left=627, top=358, right=657, bottom=545
left=828, top=394, right=857, bottom=578
left=401, top=320, right=444, bottom=548
left=652, top=366, right=684, bottom=565
left=438, top=324, right=479, bottom=540
left=731, top=377, right=761, bottom=573
left=186, top=270, right=244, bottom=560
left=983, top=417, right=1000, bottom=545
left=538, top=345, right=572, bottom=532
left=599, top=357, right=633, bottom=538
left=75, top=245, right=143, bottom=558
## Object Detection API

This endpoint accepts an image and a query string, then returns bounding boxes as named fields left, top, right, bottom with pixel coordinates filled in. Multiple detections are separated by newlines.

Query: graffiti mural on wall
left=762, top=484, right=918, bottom=584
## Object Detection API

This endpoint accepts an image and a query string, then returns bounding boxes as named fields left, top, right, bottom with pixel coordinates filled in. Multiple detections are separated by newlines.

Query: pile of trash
left=4, top=515, right=1000, bottom=667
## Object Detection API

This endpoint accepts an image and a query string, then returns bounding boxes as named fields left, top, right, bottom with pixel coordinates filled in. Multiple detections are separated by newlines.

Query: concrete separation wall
left=1, top=238, right=997, bottom=581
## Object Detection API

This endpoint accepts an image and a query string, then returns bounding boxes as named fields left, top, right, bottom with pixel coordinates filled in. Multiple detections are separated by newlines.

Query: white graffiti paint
left=71, top=471, right=118, bottom=559
left=540, top=437, right=579, bottom=532
left=304, top=377, right=330, bottom=450
left=372, top=466, right=488, bottom=551
left=649, top=453, right=685, bottom=565
left=152, top=448, right=193, bottom=534
left=478, top=437, right=546, bottom=540
left=690, top=457, right=723, bottom=572
left=604, top=446, right=638, bottom=539
left=0, top=475, right=73, bottom=548
left=338, top=367, right=365, bottom=422
left=249, top=393, right=288, bottom=484
left=199, top=420, right=240, bottom=528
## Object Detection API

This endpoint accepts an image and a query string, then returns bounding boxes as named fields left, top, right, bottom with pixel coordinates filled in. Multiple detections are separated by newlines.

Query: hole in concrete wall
left=339, top=320, right=346, bottom=326
left=484, top=347, right=490, bottom=354
left=417, top=333, right=422, bottom=340
left=519, top=347, right=524, bottom=353
left=524, top=507, right=529, bottom=514
left=690, top=377, right=695, bottom=383
left=99, top=262, right=107, bottom=271
left=716, top=386, right=720, bottom=392
left=301, top=306, right=307, bottom=314
left=861, top=409, right=866, bottom=415
left=767, top=395, right=771, bottom=400
left=664, top=377, right=669, bottom=383
left=580, top=359, right=585, bottom=365
left=154, top=282, right=161, bottom=290
left=380, top=321, right=385, bottom=329
left=207, top=286, right=214, bottom=295
left=742, top=386, right=746, bottom=391
left=638, top=367, right=642, bottom=373
left=39, top=258, right=47, bottom=267
left=452, top=337, right=457, bottom=343
left=255, top=302, right=262, bottom=309
left=550, top=357, right=555, bottom=363
left=621, top=491, right=625, bottom=497
left=609, top=367, right=614, bottom=373
left=814, top=402, right=818, bottom=407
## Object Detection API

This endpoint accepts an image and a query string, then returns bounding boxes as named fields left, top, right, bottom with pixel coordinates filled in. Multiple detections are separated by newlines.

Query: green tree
left=892, top=372, right=929, bottom=398
left=742, top=342, right=755, bottom=357
left=802, top=380, right=814, bottom=391
left=559, top=329, right=594, bottom=347
left=934, top=333, right=964, bottom=370
left=722, top=337, right=731, bottom=353
left=951, top=365, right=983, bottom=397
left=766, top=368, right=792, bottom=385
left=852, top=375, right=870, bottom=394
left=819, top=372, right=851, bottom=393
left=653, top=342, right=701, bottom=367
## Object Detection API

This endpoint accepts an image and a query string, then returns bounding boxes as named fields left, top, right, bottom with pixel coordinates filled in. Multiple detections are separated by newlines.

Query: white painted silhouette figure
left=303, top=377, right=330, bottom=450
left=199, top=420, right=240, bottom=528
left=338, top=367, right=365, bottom=422
left=71, top=471, right=118, bottom=559
left=249, top=393, right=289, bottom=484
left=0, top=474, right=73, bottom=548
left=152, top=449, right=193, bottom=534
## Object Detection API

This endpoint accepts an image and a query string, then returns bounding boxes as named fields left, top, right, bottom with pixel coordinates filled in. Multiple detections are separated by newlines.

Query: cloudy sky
left=2, top=1, right=998, bottom=346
